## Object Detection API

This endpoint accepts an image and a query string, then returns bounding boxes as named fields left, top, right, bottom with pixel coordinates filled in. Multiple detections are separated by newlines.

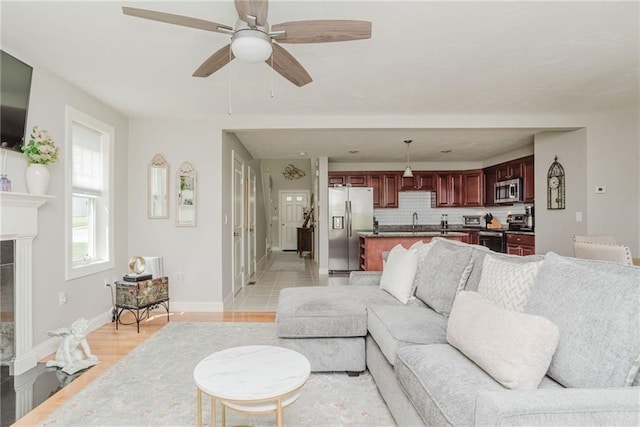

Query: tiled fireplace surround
left=0, top=192, right=52, bottom=376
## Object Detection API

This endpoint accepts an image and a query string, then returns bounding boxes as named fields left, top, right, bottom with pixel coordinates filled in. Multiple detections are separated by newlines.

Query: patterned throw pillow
left=477, top=255, right=542, bottom=312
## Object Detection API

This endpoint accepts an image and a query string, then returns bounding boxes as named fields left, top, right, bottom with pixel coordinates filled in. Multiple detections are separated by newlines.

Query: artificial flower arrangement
left=21, top=126, right=60, bottom=164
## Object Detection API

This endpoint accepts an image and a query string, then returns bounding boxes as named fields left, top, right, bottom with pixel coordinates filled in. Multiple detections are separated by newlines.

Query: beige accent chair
left=573, top=240, right=633, bottom=265
left=574, top=235, right=617, bottom=244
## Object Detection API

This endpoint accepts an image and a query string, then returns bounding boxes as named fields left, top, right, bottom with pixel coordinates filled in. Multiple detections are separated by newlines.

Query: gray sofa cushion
left=395, top=344, right=506, bottom=425
left=276, top=285, right=400, bottom=338
left=415, top=238, right=474, bottom=315
left=526, top=252, right=640, bottom=388
left=367, top=304, right=448, bottom=365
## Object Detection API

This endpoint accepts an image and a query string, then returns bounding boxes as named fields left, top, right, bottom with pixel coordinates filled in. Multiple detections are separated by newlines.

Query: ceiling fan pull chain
left=227, top=45, right=233, bottom=115
left=270, top=54, right=275, bottom=98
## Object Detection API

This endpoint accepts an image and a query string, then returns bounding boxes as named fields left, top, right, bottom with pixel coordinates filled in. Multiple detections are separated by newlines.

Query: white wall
left=128, top=119, right=221, bottom=311
left=534, top=130, right=588, bottom=256
left=1, top=48, right=129, bottom=346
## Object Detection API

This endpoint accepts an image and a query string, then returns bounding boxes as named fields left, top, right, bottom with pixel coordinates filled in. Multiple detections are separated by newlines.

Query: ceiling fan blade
left=272, top=20, right=372, bottom=44
left=122, top=7, right=232, bottom=34
left=234, top=0, right=268, bottom=27
left=193, top=44, right=235, bottom=78
left=266, top=44, right=312, bottom=87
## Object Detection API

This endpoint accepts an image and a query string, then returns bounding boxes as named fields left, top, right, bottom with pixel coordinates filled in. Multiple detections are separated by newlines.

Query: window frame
left=65, top=106, right=115, bottom=280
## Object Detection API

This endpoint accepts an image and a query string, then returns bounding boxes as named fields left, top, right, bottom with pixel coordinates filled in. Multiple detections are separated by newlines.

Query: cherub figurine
left=46, top=318, right=99, bottom=375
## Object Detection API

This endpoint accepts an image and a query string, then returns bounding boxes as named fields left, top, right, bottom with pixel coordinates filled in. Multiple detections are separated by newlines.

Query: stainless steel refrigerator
left=328, top=187, right=374, bottom=272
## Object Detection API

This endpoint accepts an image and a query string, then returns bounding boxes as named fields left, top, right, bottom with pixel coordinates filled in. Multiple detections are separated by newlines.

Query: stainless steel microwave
left=494, top=178, right=522, bottom=204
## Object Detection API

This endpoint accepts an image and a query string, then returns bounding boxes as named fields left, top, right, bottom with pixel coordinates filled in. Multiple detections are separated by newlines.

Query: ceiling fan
left=122, top=0, right=372, bottom=87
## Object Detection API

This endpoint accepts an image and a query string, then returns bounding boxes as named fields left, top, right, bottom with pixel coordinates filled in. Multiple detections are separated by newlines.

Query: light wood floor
left=14, top=311, right=275, bottom=426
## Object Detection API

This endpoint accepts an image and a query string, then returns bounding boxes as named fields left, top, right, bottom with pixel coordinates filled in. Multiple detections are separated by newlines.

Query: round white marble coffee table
left=193, top=345, right=311, bottom=427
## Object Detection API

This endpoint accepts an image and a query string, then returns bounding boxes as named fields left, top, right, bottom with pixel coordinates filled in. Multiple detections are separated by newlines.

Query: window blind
left=72, top=122, right=103, bottom=195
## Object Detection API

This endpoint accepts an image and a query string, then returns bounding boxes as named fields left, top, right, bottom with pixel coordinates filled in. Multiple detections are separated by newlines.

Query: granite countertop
left=358, top=231, right=469, bottom=238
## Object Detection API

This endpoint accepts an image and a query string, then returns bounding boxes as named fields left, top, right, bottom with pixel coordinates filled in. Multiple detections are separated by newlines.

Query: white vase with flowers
left=21, top=126, right=59, bottom=195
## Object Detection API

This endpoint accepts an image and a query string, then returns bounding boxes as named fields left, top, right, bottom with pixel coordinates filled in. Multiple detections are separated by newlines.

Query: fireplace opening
left=1, top=240, right=14, bottom=367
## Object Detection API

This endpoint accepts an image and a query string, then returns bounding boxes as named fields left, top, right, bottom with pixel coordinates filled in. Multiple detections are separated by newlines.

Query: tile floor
left=225, top=251, right=349, bottom=312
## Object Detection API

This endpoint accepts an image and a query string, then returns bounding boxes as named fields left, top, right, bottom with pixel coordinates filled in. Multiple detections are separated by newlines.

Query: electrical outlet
left=175, top=272, right=183, bottom=281
left=59, top=292, right=68, bottom=305
left=595, top=186, right=606, bottom=194
left=104, top=277, right=110, bottom=288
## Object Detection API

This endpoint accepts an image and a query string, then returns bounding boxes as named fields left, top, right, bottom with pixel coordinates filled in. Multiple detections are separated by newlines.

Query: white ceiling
left=1, top=1, right=638, bottom=162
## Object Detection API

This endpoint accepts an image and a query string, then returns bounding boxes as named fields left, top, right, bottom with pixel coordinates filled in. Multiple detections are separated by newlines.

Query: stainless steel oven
left=478, top=230, right=505, bottom=253
left=494, top=178, right=522, bottom=204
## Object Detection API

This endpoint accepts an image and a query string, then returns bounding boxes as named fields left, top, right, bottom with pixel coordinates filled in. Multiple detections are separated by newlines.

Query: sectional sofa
left=276, top=237, right=640, bottom=426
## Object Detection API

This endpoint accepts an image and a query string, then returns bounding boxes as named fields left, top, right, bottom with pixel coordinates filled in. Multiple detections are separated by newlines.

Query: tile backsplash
left=373, top=192, right=528, bottom=226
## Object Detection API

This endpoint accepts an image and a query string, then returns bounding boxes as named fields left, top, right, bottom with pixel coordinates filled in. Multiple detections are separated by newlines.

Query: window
left=65, top=107, right=114, bottom=280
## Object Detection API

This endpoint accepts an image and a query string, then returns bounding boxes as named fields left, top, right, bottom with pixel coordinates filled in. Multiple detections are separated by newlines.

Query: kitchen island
left=357, top=231, right=469, bottom=271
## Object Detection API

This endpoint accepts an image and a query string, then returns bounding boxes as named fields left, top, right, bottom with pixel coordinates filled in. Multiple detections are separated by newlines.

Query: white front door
left=232, top=152, right=244, bottom=295
left=248, top=167, right=257, bottom=283
left=280, top=191, right=309, bottom=251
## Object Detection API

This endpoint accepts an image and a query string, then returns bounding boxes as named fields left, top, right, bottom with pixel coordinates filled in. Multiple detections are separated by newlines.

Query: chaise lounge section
left=276, top=237, right=640, bottom=426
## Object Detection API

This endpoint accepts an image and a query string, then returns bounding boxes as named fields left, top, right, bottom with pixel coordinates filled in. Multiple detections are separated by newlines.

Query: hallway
left=225, top=251, right=349, bottom=312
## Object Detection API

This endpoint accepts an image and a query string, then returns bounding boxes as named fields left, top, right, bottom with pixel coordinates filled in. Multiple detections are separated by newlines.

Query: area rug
left=269, top=256, right=306, bottom=272
left=43, top=322, right=395, bottom=426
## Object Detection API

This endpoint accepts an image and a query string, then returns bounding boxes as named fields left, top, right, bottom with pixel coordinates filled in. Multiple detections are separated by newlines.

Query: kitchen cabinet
left=484, top=165, right=498, bottom=205
left=496, top=160, right=523, bottom=181
left=436, top=173, right=464, bottom=207
left=483, top=155, right=534, bottom=206
left=466, top=230, right=480, bottom=245
left=505, top=233, right=535, bottom=256
left=462, top=170, right=484, bottom=206
left=370, top=173, right=399, bottom=208
left=328, top=172, right=399, bottom=208
left=328, top=173, right=368, bottom=187
left=399, top=172, right=435, bottom=191
left=522, top=155, right=535, bottom=203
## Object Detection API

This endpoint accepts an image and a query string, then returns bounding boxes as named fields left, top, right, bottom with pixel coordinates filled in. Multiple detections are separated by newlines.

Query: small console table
left=296, top=227, right=314, bottom=258
left=113, top=277, right=170, bottom=333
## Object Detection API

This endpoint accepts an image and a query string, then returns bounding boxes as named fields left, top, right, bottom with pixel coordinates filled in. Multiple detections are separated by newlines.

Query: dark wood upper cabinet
left=369, top=173, right=399, bottom=208
left=483, top=155, right=534, bottom=206
left=436, top=173, right=464, bottom=207
left=522, top=155, right=535, bottom=203
left=463, top=170, right=484, bottom=206
left=399, top=172, right=435, bottom=191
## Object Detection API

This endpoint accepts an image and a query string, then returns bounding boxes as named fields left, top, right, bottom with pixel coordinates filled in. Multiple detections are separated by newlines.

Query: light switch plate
left=595, top=186, right=606, bottom=194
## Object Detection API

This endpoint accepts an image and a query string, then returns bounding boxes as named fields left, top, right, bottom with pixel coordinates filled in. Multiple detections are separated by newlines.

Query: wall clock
left=547, top=156, right=565, bottom=210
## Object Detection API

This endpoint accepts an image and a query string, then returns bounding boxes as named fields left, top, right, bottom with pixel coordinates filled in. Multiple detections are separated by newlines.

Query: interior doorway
left=232, top=151, right=244, bottom=295
left=279, top=191, right=309, bottom=251
left=247, top=167, right=257, bottom=284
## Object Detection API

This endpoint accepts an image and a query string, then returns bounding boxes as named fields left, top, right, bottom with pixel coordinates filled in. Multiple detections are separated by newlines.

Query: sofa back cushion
left=526, top=252, right=640, bottom=388
left=415, top=238, right=474, bottom=316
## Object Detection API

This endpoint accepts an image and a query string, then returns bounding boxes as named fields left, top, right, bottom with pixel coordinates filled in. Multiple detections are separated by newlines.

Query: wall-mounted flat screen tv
left=1, top=50, right=33, bottom=152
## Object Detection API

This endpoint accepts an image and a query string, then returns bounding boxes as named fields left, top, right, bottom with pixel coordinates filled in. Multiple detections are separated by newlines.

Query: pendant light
left=403, top=140, right=414, bottom=178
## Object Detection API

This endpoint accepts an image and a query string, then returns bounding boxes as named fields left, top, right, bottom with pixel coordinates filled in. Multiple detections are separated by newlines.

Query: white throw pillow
left=447, top=291, right=559, bottom=390
left=477, top=255, right=542, bottom=312
left=379, top=244, right=418, bottom=304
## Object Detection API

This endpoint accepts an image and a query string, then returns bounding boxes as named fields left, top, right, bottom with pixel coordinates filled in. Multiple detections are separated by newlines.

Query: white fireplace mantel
left=1, top=191, right=53, bottom=375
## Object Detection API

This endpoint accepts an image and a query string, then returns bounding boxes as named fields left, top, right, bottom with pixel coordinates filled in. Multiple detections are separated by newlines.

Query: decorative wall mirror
left=148, top=154, right=169, bottom=219
left=177, top=162, right=197, bottom=227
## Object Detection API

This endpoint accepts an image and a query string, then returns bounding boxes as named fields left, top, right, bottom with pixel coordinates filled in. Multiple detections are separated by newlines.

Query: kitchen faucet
left=412, top=212, right=418, bottom=231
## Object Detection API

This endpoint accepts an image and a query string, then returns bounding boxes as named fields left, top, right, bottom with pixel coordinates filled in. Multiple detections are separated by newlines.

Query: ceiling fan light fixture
left=231, top=29, right=273, bottom=63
